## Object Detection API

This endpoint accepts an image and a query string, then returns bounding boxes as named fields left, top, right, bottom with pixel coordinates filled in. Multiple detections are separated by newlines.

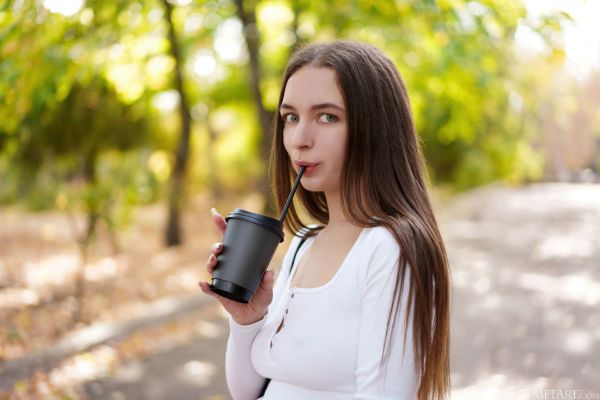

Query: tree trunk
left=234, top=0, right=276, bottom=214
left=72, top=152, right=98, bottom=323
left=207, top=116, right=223, bottom=200
left=162, top=0, right=192, bottom=246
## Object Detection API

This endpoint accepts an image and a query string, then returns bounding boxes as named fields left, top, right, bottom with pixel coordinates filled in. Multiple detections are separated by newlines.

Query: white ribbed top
left=225, top=226, right=418, bottom=400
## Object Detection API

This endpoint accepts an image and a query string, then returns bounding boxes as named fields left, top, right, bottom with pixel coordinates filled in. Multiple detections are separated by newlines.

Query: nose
left=290, top=120, right=313, bottom=150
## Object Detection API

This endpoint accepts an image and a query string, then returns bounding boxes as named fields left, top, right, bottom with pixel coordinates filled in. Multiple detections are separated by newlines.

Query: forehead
left=282, top=66, right=344, bottom=107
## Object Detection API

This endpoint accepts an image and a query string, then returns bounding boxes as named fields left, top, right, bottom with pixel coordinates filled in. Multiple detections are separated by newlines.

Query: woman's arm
left=225, top=316, right=268, bottom=400
left=224, top=235, right=301, bottom=400
left=354, top=229, right=418, bottom=400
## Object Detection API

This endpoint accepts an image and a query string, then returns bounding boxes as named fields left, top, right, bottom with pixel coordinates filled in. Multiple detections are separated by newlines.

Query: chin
left=300, top=177, right=337, bottom=193
left=300, top=182, right=322, bottom=192
left=299, top=177, right=321, bottom=192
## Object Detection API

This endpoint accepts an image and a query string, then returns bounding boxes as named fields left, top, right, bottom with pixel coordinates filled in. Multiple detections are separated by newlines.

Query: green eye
left=319, top=113, right=338, bottom=123
left=284, top=114, right=298, bottom=123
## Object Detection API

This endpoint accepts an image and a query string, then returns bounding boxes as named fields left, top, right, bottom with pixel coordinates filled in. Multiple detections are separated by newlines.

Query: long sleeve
left=224, top=235, right=302, bottom=400
left=354, top=231, right=418, bottom=399
left=225, top=316, right=267, bottom=400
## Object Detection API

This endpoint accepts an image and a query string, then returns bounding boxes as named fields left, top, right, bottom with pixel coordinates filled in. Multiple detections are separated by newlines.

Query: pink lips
left=295, top=161, right=319, bottom=176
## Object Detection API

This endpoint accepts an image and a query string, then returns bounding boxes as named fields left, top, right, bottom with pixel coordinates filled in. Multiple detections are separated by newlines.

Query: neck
left=324, top=190, right=352, bottom=228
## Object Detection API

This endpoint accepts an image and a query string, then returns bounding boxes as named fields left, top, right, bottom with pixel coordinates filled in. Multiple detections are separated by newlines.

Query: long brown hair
left=269, top=40, right=451, bottom=400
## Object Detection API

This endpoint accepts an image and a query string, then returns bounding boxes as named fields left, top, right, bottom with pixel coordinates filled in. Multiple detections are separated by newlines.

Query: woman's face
left=280, top=66, right=348, bottom=194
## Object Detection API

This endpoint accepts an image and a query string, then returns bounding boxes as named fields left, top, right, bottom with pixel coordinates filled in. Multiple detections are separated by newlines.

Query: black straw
left=279, top=166, right=306, bottom=222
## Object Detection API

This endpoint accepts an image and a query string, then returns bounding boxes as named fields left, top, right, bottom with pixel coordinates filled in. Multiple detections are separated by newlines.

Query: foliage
left=0, top=0, right=574, bottom=210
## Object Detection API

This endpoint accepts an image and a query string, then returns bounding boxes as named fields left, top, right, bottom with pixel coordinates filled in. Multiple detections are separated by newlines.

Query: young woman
left=199, top=40, right=451, bottom=400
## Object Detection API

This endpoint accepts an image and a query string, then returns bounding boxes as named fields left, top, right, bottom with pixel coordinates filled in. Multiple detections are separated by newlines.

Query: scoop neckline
left=287, top=227, right=367, bottom=293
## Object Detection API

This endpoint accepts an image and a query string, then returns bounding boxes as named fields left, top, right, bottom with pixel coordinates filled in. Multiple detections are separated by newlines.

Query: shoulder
left=356, top=226, right=403, bottom=289
left=362, top=225, right=400, bottom=255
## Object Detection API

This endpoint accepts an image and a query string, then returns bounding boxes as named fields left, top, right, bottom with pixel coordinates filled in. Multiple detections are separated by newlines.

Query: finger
left=210, top=242, right=223, bottom=255
left=252, top=270, right=275, bottom=305
left=211, top=208, right=227, bottom=235
left=261, top=270, right=275, bottom=291
left=206, top=253, right=218, bottom=273
left=262, top=269, right=275, bottom=290
left=199, top=281, right=234, bottom=308
left=199, top=281, right=224, bottom=301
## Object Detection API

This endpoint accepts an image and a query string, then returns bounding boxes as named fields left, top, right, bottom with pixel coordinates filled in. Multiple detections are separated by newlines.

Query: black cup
left=210, top=208, right=284, bottom=303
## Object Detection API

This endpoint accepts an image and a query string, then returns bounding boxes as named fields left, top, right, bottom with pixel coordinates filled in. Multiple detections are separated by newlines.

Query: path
left=2, top=183, right=599, bottom=399
left=442, top=183, right=599, bottom=399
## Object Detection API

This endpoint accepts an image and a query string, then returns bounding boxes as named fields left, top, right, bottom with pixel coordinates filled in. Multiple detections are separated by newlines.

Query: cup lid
left=226, top=208, right=285, bottom=242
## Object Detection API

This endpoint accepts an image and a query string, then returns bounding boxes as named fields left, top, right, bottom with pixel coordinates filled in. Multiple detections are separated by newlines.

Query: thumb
left=263, top=270, right=275, bottom=291
left=255, top=270, right=275, bottom=298
left=249, top=270, right=275, bottom=310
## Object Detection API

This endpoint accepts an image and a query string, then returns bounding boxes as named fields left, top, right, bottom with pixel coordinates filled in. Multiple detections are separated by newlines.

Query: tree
left=162, top=0, right=193, bottom=246
left=234, top=0, right=277, bottom=213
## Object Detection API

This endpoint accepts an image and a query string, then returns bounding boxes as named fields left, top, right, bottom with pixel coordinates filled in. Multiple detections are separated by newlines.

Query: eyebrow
left=279, top=102, right=345, bottom=113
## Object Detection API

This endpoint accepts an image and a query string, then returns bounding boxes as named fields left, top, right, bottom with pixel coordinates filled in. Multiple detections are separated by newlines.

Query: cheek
left=282, top=132, right=292, bottom=156
left=327, top=130, right=348, bottom=160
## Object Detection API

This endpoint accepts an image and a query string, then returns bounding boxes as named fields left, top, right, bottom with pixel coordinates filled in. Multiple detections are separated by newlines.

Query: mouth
left=294, top=161, right=320, bottom=176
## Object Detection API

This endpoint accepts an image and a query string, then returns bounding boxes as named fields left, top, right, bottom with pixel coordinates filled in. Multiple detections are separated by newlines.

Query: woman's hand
left=199, top=208, right=275, bottom=326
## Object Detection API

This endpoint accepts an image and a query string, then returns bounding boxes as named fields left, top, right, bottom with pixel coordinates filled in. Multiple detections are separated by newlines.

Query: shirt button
left=285, top=309, right=288, bottom=314
left=291, top=293, right=295, bottom=298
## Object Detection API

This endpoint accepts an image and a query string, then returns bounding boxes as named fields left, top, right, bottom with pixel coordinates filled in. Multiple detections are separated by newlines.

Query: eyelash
left=281, top=113, right=338, bottom=124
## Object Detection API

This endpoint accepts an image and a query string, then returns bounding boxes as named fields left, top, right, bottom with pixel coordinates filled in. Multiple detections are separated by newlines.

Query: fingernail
left=211, top=243, right=222, bottom=251
left=210, top=208, right=218, bottom=217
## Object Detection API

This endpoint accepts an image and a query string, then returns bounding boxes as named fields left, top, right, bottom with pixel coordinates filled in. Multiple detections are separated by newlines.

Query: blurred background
left=0, top=0, right=598, bottom=399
